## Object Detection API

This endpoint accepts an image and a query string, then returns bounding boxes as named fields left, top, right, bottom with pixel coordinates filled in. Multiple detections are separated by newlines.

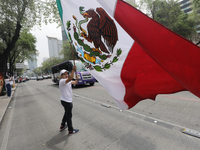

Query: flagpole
left=69, top=42, right=77, bottom=75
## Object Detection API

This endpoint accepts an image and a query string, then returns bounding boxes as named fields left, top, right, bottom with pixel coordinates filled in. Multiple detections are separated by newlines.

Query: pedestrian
left=5, top=76, right=13, bottom=97
left=59, top=66, right=79, bottom=135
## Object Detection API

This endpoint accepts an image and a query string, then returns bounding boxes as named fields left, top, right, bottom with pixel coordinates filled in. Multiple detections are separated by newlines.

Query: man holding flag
left=59, top=66, right=79, bottom=135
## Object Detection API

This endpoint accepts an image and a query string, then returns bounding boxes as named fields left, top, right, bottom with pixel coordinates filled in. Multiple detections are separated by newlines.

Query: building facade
left=28, top=54, right=37, bottom=71
left=61, top=25, right=68, bottom=41
left=47, top=36, right=63, bottom=58
left=180, top=0, right=192, bottom=14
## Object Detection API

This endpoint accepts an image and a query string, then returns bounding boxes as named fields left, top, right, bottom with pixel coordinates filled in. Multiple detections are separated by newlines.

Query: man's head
left=60, top=69, right=69, bottom=78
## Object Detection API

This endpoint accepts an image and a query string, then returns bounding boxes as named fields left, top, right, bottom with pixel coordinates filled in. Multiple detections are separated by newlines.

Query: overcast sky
left=31, top=23, right=62, bottom=67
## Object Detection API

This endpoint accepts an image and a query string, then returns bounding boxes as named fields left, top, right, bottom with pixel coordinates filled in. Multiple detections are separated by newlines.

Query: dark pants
left=6, top=84, right=11, bottom=97
left=61, top=100, right=73, bottom=132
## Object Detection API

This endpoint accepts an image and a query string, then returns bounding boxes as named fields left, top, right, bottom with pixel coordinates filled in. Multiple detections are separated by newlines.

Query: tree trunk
left=0, top=53, right=8, bottom=95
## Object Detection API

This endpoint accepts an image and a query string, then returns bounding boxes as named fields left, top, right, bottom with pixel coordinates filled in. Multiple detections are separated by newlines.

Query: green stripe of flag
left=56, top=0, right=70, bottom=41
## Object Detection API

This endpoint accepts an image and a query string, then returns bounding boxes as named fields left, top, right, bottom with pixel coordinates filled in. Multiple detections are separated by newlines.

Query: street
left=0, top=79, right=200, bottom=150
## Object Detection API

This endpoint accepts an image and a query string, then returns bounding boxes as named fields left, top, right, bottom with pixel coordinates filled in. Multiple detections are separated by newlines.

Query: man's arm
left=65, top=66, right=77, bottom=84
left=71, top=74, right=79, bottom=85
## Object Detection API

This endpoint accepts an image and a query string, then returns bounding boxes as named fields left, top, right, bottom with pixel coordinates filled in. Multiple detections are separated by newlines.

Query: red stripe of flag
left=114, top=0, right=200, bottom=108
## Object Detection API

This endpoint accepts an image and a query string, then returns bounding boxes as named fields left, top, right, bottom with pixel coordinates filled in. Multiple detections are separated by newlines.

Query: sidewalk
left=0, top=84, right=18, bottom=125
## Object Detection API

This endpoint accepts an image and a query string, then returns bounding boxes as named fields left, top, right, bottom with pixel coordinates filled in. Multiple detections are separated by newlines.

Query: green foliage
left=137, top=0, right=196, bottom=40
left=126, top=0, right=138, bottom=7
left=154, top=0, right=196, bottom=39
left=33, top=67, right=42, bottom=75
left=0, top=0, right=60, bottom=77
left=16, top=68, right=24, bottom=76
left=41, top=56, right=64, bottom=74
left=191, top=0, right=200, bottom=39
left=192, top=0, right=200, bottom=13
left=0, top=42, right=4, bottom=54
left=13, top=29, right=38, bottom=64
left=60, top=41, right=78, bottom=60
left=40, top=0, right=61, bottom=25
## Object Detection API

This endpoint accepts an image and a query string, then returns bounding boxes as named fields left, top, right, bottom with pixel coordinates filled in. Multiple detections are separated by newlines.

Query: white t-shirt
left=5, top=79, right=12, bottom=85
left=59, top=79, right=73, bottom=102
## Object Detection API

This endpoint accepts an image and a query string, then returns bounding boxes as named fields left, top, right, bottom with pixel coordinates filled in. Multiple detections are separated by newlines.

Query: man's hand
left=72, top=65, right=77, bottom=71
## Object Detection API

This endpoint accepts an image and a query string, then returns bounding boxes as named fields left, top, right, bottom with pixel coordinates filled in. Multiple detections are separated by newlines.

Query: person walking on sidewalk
left=5, top=76, right=13, bottom=97
left=59, top=66, right=79, bottom=135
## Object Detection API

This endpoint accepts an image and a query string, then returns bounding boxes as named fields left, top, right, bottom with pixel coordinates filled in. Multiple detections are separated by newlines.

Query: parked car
left=47, top=75, right=51, bottom=79
left=22, top=77, right=26, bottom=82
left=43, top=75, right=48, bottom=79
left=30, top=77, right=37, bottom=80
left=15, top=77, right=20, bottom=83
left=25, top=76, right=30, bottom=81
left=37, top=76, right=43, bottom=81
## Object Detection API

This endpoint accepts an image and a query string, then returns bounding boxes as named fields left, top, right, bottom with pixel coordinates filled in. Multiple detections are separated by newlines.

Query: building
left=43, top=57, right=48, bottom=62
left=180, top=0, right=200, bottom=34
left=180, top=0, right=192, bottom=14
left=47, top=36, right=63, bottom=58
left=28, top=54, right=37, bottom=71
left=61, top=25, right=68, bottom=41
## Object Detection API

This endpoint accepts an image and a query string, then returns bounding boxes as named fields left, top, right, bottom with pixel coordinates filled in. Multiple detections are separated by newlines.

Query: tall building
left=180, top=0, right=200, bottom=34
left=28, top=54, right=37, bottom=71
left=180, top=0, right=192, bottom=14
left=47, top=36, right=63, bottom=58
left=61, top=25, right=68, bottom=41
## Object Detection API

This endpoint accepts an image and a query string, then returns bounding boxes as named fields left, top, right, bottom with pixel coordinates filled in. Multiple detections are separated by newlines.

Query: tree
left=192, top=0, right=200, bottom=15
left=60, top=41, right=78, bottom=60
left=136, top=0, right=196, bottom=40
left=0, top=0, right=59, bottom=94
left=9, top=30, right=38, bottom=75
left=33, top=67, right=42, bottom=76
left=138, top=0, right=162, bottom=19
left=191, top=0, right=200, bottom=44
left=0, top=0, right=39, bottom=77
left=154, top=0, right=196, bottom=39
left=41, top=56, right=63, bottom=75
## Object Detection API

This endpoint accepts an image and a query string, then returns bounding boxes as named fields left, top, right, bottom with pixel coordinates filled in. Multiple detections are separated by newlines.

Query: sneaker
left=68, top=129, right=79, bottom=135
left=59, top=124, right=68, bottom=132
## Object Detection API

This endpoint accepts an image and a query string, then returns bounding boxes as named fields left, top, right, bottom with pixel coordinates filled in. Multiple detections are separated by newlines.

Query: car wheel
left=89, top=83, right=94, bottom=86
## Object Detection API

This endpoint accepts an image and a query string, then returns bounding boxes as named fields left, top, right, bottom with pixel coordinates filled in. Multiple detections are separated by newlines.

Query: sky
left=31, top=23, right=62, bottom=67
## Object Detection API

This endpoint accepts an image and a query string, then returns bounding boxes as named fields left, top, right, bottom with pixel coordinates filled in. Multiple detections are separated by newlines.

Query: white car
left=30, top=77, right=37, bottom=80
left=37, top=76, right=43, bottom=81
left=43, top=75, right=48, bottom=79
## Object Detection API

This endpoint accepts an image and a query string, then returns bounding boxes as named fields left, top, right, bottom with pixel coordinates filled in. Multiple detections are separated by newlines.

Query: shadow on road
left=46, top=131, right=69, bottom=150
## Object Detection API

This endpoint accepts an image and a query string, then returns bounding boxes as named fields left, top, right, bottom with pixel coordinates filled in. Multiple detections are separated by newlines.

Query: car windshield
left=75, top=61, right=87, bottom=72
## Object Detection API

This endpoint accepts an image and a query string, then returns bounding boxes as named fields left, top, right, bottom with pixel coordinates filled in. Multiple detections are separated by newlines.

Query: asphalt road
left=0, top=79, right=200, bottom=150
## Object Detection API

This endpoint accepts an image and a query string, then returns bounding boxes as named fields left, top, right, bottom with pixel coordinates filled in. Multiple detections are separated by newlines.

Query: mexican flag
left=56, top=0, right=200, bottom=110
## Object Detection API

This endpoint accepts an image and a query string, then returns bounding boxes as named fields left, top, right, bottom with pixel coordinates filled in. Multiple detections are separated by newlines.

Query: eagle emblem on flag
left=66, top=7, right=122, bottom=72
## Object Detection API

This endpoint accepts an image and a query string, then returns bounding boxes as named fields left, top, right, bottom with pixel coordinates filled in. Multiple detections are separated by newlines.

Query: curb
left=0, top=84, right=18, bottom=126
